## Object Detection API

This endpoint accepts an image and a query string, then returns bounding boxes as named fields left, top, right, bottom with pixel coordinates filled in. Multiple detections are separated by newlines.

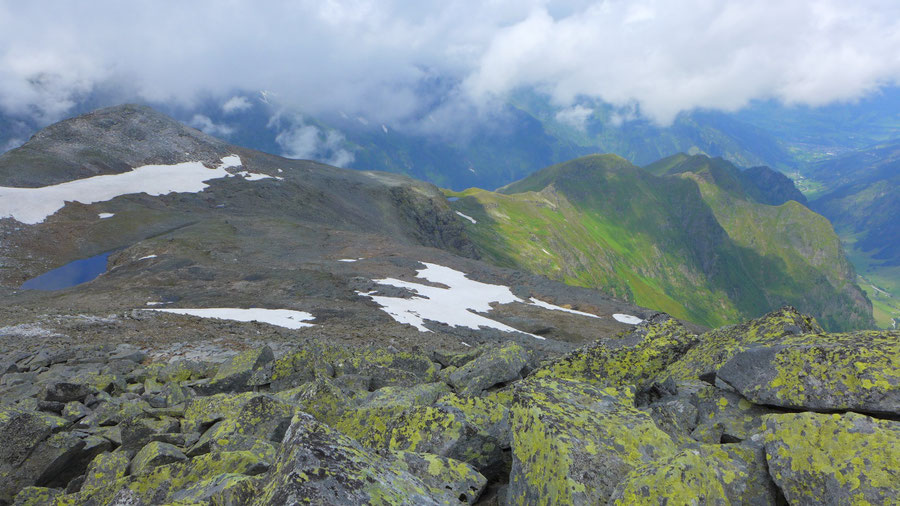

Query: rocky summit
left=0, top=106, right=898, bottom=505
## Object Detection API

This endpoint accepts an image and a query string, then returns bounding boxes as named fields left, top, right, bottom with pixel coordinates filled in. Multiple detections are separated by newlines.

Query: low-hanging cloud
left=0, top=0, right=898, bottom=127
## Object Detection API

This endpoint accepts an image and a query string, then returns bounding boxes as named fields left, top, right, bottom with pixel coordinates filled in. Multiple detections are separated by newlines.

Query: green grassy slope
left=448, top=154, right=873, bottom=331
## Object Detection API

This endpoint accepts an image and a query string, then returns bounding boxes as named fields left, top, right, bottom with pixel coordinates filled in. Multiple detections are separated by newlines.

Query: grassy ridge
left=449, top=154, right=873, bottom=331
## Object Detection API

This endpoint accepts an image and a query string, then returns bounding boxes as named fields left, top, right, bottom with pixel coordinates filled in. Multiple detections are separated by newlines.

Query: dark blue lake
left=21, top=252, right=111, bottom=290
left=447, top=197, right=459, bottom=202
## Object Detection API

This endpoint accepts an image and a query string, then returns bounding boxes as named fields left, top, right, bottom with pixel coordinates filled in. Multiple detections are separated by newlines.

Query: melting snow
left=98, top=213, right=114, bottom=219
left=235, top=171, right=276, bottom=181
left=359, top=262, right=544, bottom=339
left=147, top=308, right=315, bottom=329
left=145, top=301, right=164, bottom=306
left=529, top=297, right=600, bottom=318
left=456, top=211, right=477, bottom=224
left=138, top=254, right=157, bottom=261
left=0, top=155, right=256, bottom=225
left=613, top=313, right=643, bottom=325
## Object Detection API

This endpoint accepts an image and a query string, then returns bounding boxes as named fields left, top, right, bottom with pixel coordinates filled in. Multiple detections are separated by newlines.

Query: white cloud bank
left=0, top=1, right=898, bottom=125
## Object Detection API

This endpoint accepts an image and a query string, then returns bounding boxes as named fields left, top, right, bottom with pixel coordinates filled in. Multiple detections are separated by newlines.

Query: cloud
left=0, top=1, right=898, bottom=126
left=269, top=112, right=355, bottom=167
left=189, top=114, right=235, bottom=137
left=555, top=105, right=593, bottom=130
left=222, top=96, right=252, bottom=114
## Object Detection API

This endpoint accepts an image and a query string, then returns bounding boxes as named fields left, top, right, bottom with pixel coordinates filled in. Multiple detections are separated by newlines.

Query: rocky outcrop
left=0, top=307, right=898, bottom=505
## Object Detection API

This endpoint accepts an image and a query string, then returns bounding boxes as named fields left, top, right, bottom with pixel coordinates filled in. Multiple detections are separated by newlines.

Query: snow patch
left=359, top=262, right=544, bottom=339
left=613, top=313, right=643, bottom=325
left=147, top=308, right=315, bottom=329
left=0, top=155, right=255, bottom=225
left=138, top=255, right=157, bottom=261
left=98, top=213, right=114, bottom=219
left=382, top=124, right=388, bottom=134
left=338, top=258, right=357, bottom=263
left=456, top=211, right=477, bottom=224
left=529, top=297, right=600, bottom=318
left=145, top=301, right=164, bottom=306
left=235, top=171, right=276, bottom=181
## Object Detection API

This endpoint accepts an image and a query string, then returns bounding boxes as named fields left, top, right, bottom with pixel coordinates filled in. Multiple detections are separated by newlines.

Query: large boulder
left=130, top=441, right=188, bottom=475
left=253, top=412, right=459, bottom=505
left=507, top=377, right=676, bottom=504
left=716, top=330, right=900, bottom=415
left=448, top=343, right=529, bottom=395
left=534, top=314, right=697, bottom=389
left=201, top=346, right=274, bottom=394
left=56, top=450, right=270, bottom=505
left=610, top=443, right=778, bottom=505
left=661, top=306, right=822, bottom=382
left=762, top=411, right=900, bottom=505
left=387, top=451, right=487, bottom=505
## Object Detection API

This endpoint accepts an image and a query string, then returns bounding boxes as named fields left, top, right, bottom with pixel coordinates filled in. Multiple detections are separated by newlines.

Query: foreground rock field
left=1, top=307, right=897, bottom=505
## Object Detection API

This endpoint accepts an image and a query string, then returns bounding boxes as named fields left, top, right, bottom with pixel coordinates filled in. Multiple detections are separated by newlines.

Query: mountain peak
left=0, top=104, right=230, bottom=187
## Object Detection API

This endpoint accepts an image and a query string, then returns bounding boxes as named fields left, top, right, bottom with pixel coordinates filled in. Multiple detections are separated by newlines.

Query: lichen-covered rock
left=181, top=391, right=257, bottom=433
left=388, top=405, right=504, bottom=473
left=11, top=486, right=61, bottom=506
left=610, top=443, right=778, bottom=505
left=689, top=384, right=783, bottom=444
left=507, top=377, right=676, bottom=504
left=275, top=377, right=355, bottom=427
left=81, top=452, right=130, bottom=491
left=364, top=382, right=451, bottom=409
left=661, top=306, right=822, bottom=382
left=0, top=429, right=86, bottom=503
left=202, top=346, right=275, bottom=394
left=387, top=451, right=487, bottom=505
left=188, top=394, right=294, bottom=454
left=56, top=450, right=270, bottom=505
left=716, top=330, right=900, bottom=415
left=535, top=314, right=697, bottom=390
left=270, top=343, right=438, bottom=392
left=434, top=393, right=511, bottom=448
left=119, top=415, right=180, bottom=451
left=448, top=343, right=529, bottom=395
left=60, top=402, right=90, bottom=423
left=253, top=412, right=452, bottom=505
left=762, top=411, right=900, bottom=505
left=129, top=441, right=187, bottom=475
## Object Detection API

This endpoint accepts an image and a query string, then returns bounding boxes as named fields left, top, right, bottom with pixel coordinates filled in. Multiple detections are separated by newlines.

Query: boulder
left=253, top=412, right=450, bottom=505
left=11, top=486, right=62, bottom=506
left=387, top=451, right=487, bottom=505
left=130, top=441, right=187, bottom=475
left=388, top=405, right=504, bottom=473
left=202, top=346, right=275, bottom=394
left=448, top=343, right=529, bottom=395
left=535, top=314, right=697, bottom=389
left=716, top=330, right=900, bottom=415
left=507, top=377, right=676, bottom=504
left=688, top=384, right=784, bottom=444
left=610, top=443, right=778, bottom=505
left=762, top=411, right=900, bottom=505
left=187, top=395, right=294, bottom=454
left=40, top=382, right=96, bottom=403
left=60, top=450, right=270, bottom=505
left=661, top=306, right=822, bottom=382
left=81, top=452, right=130, bottom=491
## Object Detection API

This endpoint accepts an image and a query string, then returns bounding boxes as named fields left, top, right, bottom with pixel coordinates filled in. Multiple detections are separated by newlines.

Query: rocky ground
left=1, top=306, right=897, bottom=505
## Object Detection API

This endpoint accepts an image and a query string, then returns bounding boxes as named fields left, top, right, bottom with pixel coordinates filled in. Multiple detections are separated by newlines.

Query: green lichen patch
left=387, top=451, right=487, bottom=505
left=181, top=391, right=257, bottom=433
left=689, top=384, right=784, bottom=443
left=507, top=377, right=676, bottom=504
left=661, top=306, right=822, bottom=382
left=534, top=314, right=696, bottom=389
left=763, top=411, right=900, bottom=505
left=610, top=443, right=777, bottom=505
left=81, top=452, right=130, bottom=492
left=387, top=405, right=503, bottom=473
left=130, top=441, right=187, bottom=475
left=254, top=412, right=448, bottom=505
left=447, top=342, right=529, bottom=395
left=717, top=330, right=900, bottom=414
left=12, top=486, right=62, bottom=506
